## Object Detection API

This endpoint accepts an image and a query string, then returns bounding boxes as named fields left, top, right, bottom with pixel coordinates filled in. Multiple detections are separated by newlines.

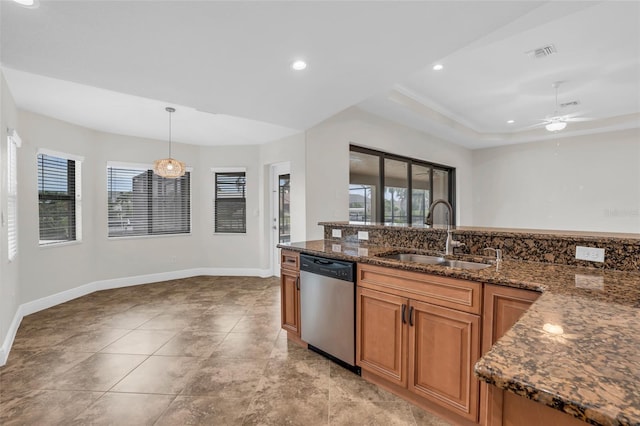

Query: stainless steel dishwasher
left=299, top=253, right=359, bottom=373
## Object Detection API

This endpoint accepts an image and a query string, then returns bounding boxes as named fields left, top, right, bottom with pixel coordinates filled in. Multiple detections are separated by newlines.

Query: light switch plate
left=332, top=229, right=342, bottom=238
left=357, top=231, right=369, bottom=240
left=575, top=246, right=605, bottom=263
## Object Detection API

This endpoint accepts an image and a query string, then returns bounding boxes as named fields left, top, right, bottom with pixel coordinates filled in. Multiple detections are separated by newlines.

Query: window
left=38, top=151, right=82, bottom=245
left=214, top=170, right=246, bottom=233
left=107, top=164, right=191, bottom=237
left=349, top=145, right=455, bottom=225
left=7, top=131, right=21, bottom=259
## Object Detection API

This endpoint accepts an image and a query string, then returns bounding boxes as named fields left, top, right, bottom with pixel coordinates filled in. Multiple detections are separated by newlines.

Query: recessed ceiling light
left=13, top=0, right=39, bottom=7
left=507, top=120, right=515, bottom=124
left=291, top=60, right=307, bottom=71
left=432, top=64, right=444, bottom=71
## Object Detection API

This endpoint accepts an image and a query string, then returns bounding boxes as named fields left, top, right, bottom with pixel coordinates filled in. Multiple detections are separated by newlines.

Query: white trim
left=0, top=267, right=273, bottom=366
left=210, top=167, right=247, bottom=173
left=0, top=306, right=24, bottom=366
left=7, top=128, right=22, bottom=148
left=107, top=161, right=194, bottom=172
left=37, top=148, right=84, bottom=162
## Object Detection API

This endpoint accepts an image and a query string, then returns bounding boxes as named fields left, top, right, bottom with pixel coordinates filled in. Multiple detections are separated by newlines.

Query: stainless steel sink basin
left=438, top=259, right=492, bottom=270
left=382, top=253, right=446, bottom=265
left=377, top=252, right=491, bottom=270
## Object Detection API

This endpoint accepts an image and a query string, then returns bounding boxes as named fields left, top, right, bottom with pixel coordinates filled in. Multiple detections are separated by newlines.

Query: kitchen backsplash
left=321, top=222, right=640, bottom=272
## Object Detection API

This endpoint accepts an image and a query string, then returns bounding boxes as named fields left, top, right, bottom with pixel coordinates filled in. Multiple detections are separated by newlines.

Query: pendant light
left=153, top=107, right=186, bottom=178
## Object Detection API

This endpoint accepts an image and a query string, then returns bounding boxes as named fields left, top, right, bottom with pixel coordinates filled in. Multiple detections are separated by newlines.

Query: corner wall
left=304, top=107, right=474, bottom=240
left=0, top=71, right=20, bottom=364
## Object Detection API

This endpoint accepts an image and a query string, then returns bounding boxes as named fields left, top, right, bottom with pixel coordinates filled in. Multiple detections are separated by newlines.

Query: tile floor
left=0, top=276, right=452, bottom=425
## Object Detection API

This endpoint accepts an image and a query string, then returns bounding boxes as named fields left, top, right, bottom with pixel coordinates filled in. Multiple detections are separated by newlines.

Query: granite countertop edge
left=279, top=240, right=640, bottom=426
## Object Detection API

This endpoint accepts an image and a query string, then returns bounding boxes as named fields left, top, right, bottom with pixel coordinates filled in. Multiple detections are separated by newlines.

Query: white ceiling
left=1, top=1, right=639, bottom=149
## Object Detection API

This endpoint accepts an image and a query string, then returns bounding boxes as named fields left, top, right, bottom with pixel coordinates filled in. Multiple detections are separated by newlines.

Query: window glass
left=214, top=171, right=246, bottom=233
left=38, top=153, right=81, bottom=245
left=384, top=158, right=408, bottom=224
left=279, top=174, right=290, bottom=243
left=348, top=145, right=455, bottom=225
left=349, top=150, right=379, bottom=222
left=412, top=164, right=431, bottom=225
left=108, top=166, right=191, bottom=237
left=432, top=168, right=451, bottom=226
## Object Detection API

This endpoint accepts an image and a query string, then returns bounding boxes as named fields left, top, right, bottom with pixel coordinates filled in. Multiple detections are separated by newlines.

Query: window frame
left=37, top=149, right=83, bottom=247
left=106, top=161, right=192, bottom=239
left=349, top=145, right=456, bottom=225
left=212, top=167, right=247, bottom=235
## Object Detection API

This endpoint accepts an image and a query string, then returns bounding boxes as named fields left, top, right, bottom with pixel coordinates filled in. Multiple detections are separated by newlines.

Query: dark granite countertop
left=280, top=240, right=640, bottom=426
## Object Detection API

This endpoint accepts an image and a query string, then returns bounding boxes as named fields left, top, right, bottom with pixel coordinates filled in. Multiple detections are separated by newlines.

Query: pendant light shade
left=153, top=107, right=186, bottom=178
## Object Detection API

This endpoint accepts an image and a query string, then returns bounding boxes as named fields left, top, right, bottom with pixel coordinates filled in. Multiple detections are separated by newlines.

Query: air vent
left=526, top=44, right=557, bottom=58
left=560, top=100, right=580, bottom=108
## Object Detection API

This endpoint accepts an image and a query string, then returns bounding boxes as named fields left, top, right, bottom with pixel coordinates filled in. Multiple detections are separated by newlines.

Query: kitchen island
left=280, top=238, right=640, bottom=426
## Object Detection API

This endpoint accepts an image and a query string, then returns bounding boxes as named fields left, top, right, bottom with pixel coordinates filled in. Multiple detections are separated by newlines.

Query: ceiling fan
left=531, top=82, right=592, bottom=132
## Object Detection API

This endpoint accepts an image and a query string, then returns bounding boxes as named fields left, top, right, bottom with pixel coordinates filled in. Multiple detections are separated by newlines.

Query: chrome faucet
left=425, top=199, right=464, bottom=255
left=484, top=247, right=503, bottom=264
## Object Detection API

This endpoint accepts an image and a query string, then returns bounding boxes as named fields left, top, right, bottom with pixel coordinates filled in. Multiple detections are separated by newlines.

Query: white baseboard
left=0, top=267, right=274, bottom=366
left=0, top=304, right=24, bottom=367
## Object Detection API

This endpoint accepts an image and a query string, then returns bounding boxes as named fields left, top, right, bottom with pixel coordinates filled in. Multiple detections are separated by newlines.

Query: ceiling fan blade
left=564, top=117, right=593, bottom=122
left=520, top=122, right=547, bottom=130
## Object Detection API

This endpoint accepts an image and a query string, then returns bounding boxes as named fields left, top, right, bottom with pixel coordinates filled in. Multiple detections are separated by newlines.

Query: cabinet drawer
left=358, top=263, right=481, bottom=315
left=281, top=250, right=300, bottom=271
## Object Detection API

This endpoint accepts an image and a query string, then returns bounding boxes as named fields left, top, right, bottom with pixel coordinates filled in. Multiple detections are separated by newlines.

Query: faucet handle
left=484, top=247, right=502, bottom=262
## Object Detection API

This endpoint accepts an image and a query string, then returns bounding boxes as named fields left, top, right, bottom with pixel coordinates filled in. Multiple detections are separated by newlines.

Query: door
left=408, top=300, right=480, bottom=421
left=270, top=162, right=290, bottom=276
left=356, top=287, right=408, bottom=387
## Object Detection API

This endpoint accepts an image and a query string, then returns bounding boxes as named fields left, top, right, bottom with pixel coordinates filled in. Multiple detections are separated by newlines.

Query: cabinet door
left=280, top=268, right=300, bottom=336
left=481, top=284, right=539, bottom=426
left=408, top=300, right=480, bottom=422
left=357, top=287, right=408, bottom=387
left=482, top=284, right=539, bottom=353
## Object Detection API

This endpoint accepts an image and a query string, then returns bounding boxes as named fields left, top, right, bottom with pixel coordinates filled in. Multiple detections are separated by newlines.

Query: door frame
left=270, top=161, right=291, bottom=277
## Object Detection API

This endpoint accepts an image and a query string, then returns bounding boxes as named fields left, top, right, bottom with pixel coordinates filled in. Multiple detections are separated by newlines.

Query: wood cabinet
left=409, top=300, right=480, bottom=419
left=357, top=263, right=481, bottom=422
left=280, top=250, right=301, bottom=337
left=481, top=284, right=539, bottom=426
left=482, top=284, right=539, bottom=354
left=357, top=287, right=407, bottom=387
left=481, top=284, right=584, bottom=426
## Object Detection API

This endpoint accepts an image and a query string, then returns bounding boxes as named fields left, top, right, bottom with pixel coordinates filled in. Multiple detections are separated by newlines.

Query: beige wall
left=471, top=128, right=640, bottom=233
left=16, top=111, right=270, bottom=306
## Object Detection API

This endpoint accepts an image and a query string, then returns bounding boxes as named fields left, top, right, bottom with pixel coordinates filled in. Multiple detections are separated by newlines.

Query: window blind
left=214, top=172, right=246, bottom=233
left=38, top=153, right=77, bottom=244
left=107, top=166, right=191, bottom=237
left=7, top=136, right=19, bottom=260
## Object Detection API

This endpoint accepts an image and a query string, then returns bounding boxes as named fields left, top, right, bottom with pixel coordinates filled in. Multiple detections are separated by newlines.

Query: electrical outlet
left=357, top=231, right=369, bottom=241
left=332, top=229, right=342, bottom=238
left=575, top=246, right=605, bottom=263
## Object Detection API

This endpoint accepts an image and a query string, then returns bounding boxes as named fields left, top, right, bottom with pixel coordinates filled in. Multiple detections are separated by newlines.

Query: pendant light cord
left=166, top=106, right=175, bottom=158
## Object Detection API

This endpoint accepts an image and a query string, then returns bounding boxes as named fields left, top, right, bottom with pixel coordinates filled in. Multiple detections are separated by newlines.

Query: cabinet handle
left=401, top=304, right=407, bottom=324
left=296, top=276, right=300, bottom=291
left=409, top=306, right=414, bottom=327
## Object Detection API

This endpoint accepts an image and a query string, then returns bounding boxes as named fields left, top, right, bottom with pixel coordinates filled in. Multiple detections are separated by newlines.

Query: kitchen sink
left=382, top=253, right=446, bottom=264
left=377, top=252, right=492, bottom=270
